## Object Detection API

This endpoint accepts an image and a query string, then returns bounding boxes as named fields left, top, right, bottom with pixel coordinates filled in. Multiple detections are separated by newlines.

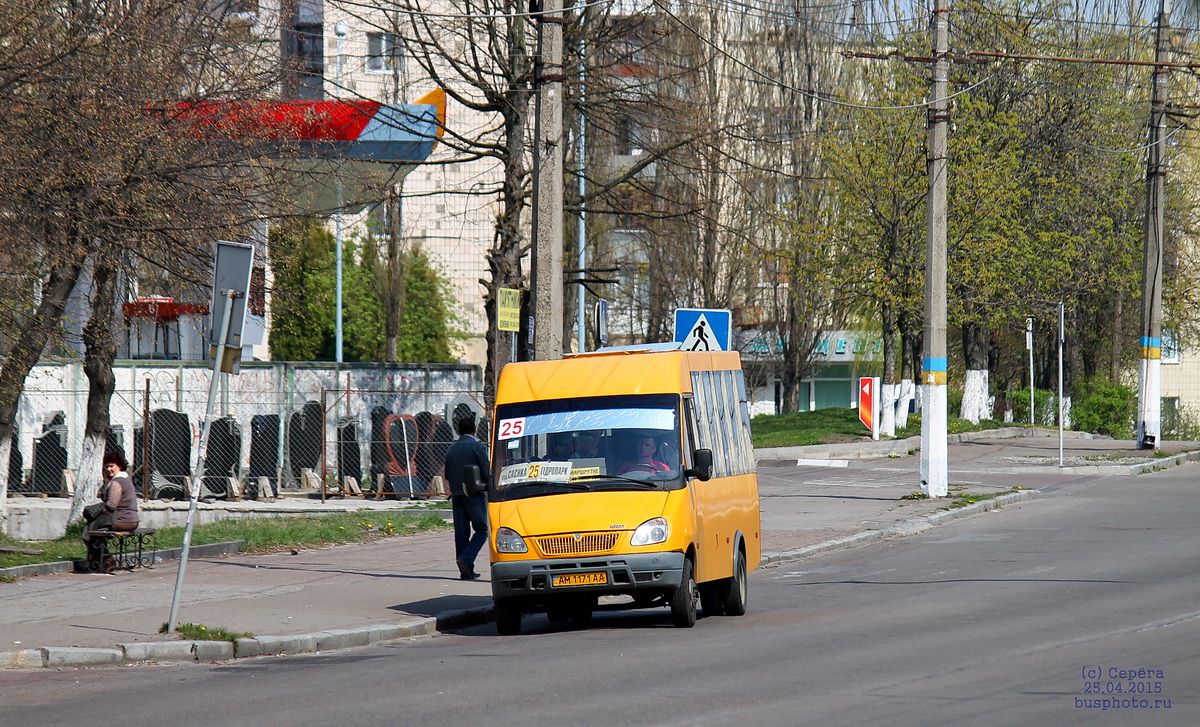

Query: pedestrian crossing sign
left=674, top=308, right=732, bottom=352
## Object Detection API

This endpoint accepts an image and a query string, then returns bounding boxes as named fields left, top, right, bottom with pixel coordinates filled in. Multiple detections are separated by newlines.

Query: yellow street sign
left=498, top=287, right=521, bottom=332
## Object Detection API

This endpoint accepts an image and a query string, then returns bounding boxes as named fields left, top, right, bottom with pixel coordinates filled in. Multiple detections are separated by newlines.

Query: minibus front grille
left=536, top=532, right=620, bottom=555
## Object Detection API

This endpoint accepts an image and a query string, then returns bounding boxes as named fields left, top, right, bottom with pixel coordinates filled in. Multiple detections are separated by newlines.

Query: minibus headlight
left=496, top=527, right=528, bottom=553
left=630, top=517, right=669, bottom=546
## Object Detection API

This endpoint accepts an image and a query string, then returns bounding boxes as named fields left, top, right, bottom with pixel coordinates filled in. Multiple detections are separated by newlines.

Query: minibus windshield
left=492, top=394, right=682, bottom=493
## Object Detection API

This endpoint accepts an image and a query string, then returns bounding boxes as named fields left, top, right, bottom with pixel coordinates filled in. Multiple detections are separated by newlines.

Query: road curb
left=0, top=540, right=243, bottom=581
left=1, top=616, right=446, bottom=668
left=759, top=489, right=1038, bottom=566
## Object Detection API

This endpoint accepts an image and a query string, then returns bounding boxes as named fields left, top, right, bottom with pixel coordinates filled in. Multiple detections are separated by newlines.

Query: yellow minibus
left=465, top=343, right=760, bottom=635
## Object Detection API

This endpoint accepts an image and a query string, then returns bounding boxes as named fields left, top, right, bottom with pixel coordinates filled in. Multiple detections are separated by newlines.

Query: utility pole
left=1026, top=316, right=1035, bottom=425
left=530, top=0, right=566, bottom=360
left=1137, top=0, right=1170, bottom=451
left=333, top=21, right=349, bottom=364
left=576, top=35, right=588, bottom=354
left=920, top=0, right=949, bottom=498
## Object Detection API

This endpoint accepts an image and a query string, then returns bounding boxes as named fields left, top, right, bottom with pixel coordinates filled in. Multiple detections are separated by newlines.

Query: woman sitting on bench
left=83, top=451, right=140, bottom=571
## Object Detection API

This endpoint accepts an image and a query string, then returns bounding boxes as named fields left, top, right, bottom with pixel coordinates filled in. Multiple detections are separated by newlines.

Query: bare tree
left=0, top=0, right=295, bottom=527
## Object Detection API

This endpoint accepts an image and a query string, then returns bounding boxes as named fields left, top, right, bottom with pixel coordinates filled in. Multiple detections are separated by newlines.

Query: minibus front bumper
left=490, top=551, right=685, bottom=599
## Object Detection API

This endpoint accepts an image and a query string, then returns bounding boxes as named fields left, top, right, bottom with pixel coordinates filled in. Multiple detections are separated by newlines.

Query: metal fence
left=5, top=360, right=484, bottom=502
left=318, top=388, right=489, bottom=501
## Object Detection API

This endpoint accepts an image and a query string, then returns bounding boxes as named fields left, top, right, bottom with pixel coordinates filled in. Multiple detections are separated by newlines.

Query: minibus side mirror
left=686, top=449, right=713, bottom=482
left=463, top=465, right=486, bottom=496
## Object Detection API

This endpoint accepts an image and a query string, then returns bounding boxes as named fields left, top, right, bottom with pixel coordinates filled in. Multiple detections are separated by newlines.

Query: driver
left=617, top=435, right=670, bottom=475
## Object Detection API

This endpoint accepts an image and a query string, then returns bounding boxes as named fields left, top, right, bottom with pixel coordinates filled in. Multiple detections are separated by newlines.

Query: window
left=292, top=23, right=323, bottom=75
left=367, top=32, right=402, bottom=72
left=735, top=370, right=754, bottom=473
left=491, top=394, right=683, bottom=494
left=223, top=0, right=259, bottom=13
left=615, top=117, right=646, bottom=156
left=283, top=22, right=324, bottom=99
left=1162, top=327, right=1180, bottom=364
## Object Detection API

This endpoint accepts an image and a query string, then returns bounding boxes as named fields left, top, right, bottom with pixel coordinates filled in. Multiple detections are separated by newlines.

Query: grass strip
left=752, top=407, right=1017, bottom=448
left=163, top=622, right=253, bottom=642
left=0, top=510, right=449, bottom=570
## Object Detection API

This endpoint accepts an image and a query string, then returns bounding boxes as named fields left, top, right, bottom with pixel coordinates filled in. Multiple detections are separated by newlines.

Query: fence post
left=320, top=387, right=328, bottom=503
left=142, top=377, right=151, bottom=501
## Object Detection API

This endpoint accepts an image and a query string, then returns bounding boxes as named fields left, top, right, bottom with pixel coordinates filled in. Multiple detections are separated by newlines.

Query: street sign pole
left=169, top=241, right=253, bottom=632
left=1026, top=317, right=1035, bottom=425
left=168, top=288, right=237, bottom=632
left=1058, top=302, right=1065, bottom=467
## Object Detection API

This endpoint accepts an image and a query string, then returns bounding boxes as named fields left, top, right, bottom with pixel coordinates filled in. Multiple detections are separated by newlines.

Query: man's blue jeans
left=452, top=494, right=488, bottom=570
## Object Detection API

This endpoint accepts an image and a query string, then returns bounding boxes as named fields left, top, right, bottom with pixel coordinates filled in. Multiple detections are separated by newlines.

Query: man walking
left=444, top=415, right=489, bottom=580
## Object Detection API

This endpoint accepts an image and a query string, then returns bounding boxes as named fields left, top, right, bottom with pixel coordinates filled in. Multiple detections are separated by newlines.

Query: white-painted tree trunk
left=68, top=432, right=107, bottom=526
left=961, top=368, right=990, bottom=424
left=879, top=383, right=898, bottom=437
left=896, top=379, right=914, bottom=428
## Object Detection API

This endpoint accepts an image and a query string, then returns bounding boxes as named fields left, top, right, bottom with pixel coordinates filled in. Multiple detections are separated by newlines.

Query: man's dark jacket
left=444, top=434, right=490, bottom=497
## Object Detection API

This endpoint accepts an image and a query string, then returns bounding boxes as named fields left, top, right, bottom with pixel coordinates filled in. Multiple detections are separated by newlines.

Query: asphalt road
left=2, top=464, right=1197, bottom=726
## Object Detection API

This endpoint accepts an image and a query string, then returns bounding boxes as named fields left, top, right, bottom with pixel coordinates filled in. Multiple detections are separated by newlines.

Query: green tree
left=269, top=220, right=462, bottom=363
left=268, top=219, right=336, bottom=361
left=395, top=249, right=464, bottom=363
left=824, top=65, right=928, bottom=429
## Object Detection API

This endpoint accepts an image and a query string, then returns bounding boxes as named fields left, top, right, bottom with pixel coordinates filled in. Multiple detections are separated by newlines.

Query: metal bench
left=86, top=528, right=157, bottom=572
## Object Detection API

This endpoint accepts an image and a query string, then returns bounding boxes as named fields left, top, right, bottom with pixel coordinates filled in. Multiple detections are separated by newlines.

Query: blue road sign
left=674, top=308, right=732, bottom=352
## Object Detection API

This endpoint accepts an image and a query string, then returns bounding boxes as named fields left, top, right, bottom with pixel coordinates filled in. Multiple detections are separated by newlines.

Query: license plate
left=552, top=571, right=607, bottom=587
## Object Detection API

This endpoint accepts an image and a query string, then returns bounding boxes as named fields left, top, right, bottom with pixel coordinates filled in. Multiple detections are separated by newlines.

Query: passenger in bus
left=546, top=433, right=573, bottom=461
left=617, top=435, right=670, bottom=475
left=571, top=432, right=600, bottom=460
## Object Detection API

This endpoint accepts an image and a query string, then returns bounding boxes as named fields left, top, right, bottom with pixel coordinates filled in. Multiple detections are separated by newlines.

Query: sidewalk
left=3, top=431, right=1195, bottom=668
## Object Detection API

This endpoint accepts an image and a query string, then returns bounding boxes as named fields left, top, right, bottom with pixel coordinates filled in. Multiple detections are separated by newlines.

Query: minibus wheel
left=670, top=559, right=698, bottom=628
left=719, top=549, right=748, bottom=616
left=495, top=599, right=522, bottom=636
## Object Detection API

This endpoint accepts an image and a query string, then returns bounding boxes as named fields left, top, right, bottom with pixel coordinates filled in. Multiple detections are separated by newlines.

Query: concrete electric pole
left=530, top=0, right=566, bottom=361
left=1136, top=0, right=1171, bottom=451
left=920, top=0, right=950, bottom=498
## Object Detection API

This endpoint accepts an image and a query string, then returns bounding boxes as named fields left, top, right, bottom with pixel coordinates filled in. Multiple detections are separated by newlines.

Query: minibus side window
left=711, top=372, right=730, bottom=477
left=691, top=371, right=710, bottom=456
left=683, top=396, right=699, bottom=470
left=700, top=374, right=715, bottom=482
left=723, top=371, right=743, bottom=475
left=721, top=370, right=739, bottom=475
left=729, top=374, right=748, bottom=475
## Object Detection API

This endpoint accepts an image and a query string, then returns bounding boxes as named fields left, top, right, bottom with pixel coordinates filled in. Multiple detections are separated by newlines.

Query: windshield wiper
left=571, top=474, right=659, bottom=489
left=505, top=480, right=591, bottom=491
